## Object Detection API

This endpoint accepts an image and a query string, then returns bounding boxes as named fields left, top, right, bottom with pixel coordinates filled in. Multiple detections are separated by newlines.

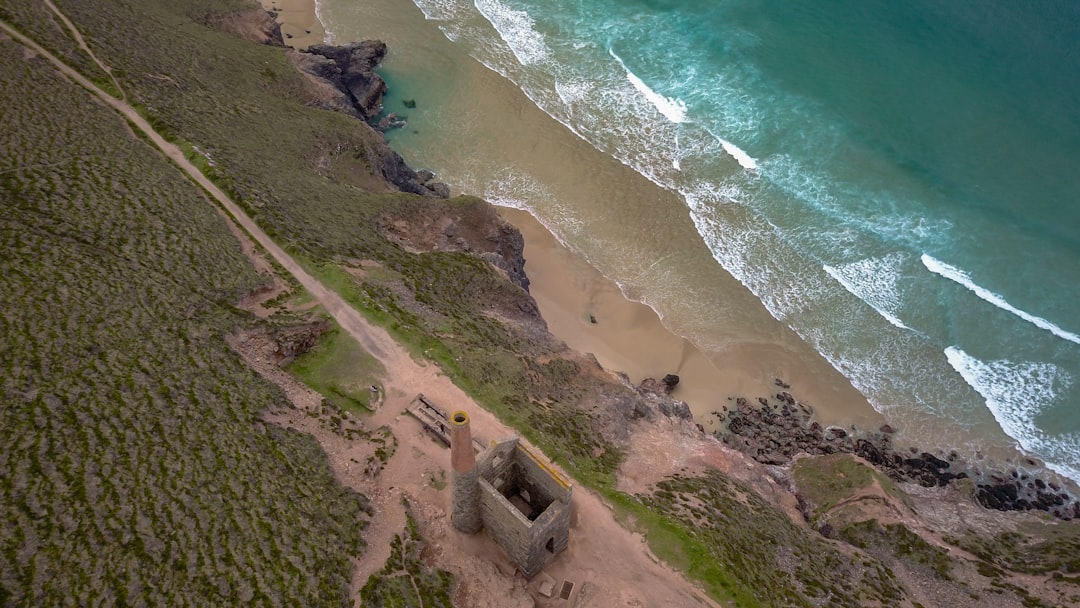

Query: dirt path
left=42, top=0, right=126, bottom=101
left=3, top=15, right=723, bottom=607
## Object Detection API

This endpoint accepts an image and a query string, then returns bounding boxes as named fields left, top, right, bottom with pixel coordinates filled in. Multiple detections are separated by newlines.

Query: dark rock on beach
left=302, top=41, right=389, bottom=120
left=715, top=387, right=1080, bottom=519
left=662, top=374, right=681, bottom=391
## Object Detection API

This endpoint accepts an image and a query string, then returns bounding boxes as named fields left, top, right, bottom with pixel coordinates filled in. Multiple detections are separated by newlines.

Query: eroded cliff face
left=198, top=6, right=286, bottom=46
left=286, top=39, right=452, bottom=198
left=375, top=198, right=531, bottom=293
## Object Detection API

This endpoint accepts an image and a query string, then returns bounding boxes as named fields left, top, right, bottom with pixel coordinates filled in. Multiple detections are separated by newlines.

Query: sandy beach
left=257, top=0, right=324, bottom=48
left=258, top=0, right=885, bottom=437
left=501, top=207, right=886, bottom=433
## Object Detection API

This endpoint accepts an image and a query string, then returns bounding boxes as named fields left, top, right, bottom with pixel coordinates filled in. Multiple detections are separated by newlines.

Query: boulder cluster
left=294, top=41, right=450, bottom=198
left=716, top=381, right=1080, bottom=520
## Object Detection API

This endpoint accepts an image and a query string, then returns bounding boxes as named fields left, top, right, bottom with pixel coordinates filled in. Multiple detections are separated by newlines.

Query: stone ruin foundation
left=449, top=411, right=572, bottom=579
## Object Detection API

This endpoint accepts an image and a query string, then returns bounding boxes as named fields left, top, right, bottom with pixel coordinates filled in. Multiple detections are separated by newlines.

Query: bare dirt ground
left=3, top=12, right=722, bottom=606
left=233, top=317, right=723, bottom=607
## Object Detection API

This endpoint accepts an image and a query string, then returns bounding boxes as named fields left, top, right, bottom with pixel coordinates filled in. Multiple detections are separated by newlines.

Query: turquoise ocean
left=319, top=0, right=1080, bottom=484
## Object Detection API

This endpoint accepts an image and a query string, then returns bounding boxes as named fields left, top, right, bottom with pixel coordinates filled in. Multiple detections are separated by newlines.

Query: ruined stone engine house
left=449, top=411, right=572, bottom=579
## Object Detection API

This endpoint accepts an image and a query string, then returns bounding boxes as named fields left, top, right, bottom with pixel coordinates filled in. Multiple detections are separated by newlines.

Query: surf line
left=823, top=263, right=909, bottom=330
left=922, top=254, right=1080, bottom=345
left=607, top=48, right=757, bottom=172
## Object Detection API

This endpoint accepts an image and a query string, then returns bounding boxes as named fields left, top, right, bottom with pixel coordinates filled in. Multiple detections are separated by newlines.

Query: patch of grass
left=428, top=469, right=447, bottom=491
left=360, top=499, right=454, bottom=607
left=288, top=324, right=384, bottom=413
left=792, top=453, right=904, bottom=525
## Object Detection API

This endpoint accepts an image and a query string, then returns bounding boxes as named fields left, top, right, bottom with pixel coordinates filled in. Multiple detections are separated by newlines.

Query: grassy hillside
left=0, top=20, right=370, bottom=607
left=6, top=1, right=1078, bottom=607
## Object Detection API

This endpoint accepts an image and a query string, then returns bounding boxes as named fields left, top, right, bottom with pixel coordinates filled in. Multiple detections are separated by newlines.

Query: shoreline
left=257, top=0, right=1080, bottom=512
left=501, top=206, right=886, bottom=433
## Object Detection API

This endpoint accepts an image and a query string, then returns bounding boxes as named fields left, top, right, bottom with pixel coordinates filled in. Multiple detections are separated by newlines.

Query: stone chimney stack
left=449, top=410, right=481, bottom=533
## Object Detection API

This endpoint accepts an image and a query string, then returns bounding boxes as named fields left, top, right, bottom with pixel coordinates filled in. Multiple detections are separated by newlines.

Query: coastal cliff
left=261, top=15, right=1080, bottom=607
left=2, top=0, right=1078, bottom=606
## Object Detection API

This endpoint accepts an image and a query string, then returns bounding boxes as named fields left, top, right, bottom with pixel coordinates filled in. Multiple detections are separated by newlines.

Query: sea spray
left=324, top=0, right=1080, bottom=483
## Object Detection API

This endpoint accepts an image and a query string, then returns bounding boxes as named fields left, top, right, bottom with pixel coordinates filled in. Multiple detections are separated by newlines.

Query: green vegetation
left=428, top=469, right=448, bottom=491
left=288, top=325, right=384, bottom=413
left=0, top=25, right=370, bottom=605
left=360, top=501, right=455, bottom=608
left=839, top=521, right=954, bottom=580
left=792, top=453, right=901, bottom=524
left=944, top=526, right=1080, bottom=576
left=634, top=471, right=907, bottom=607
left=0, top=0, right=115, bottom=94
left=793, top=453, right=875, bottom=510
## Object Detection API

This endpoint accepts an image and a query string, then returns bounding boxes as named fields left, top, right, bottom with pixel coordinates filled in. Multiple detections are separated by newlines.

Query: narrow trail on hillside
left=42, top=0, right=126, bottom=101
left=0, top=17, right=397, bottom=364
left=0, top=15, right=722, bottom=607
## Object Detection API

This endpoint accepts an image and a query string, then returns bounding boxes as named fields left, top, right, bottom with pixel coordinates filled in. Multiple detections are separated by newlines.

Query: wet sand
left=502, top=207, right=885, bottom=433
left=262, top=0, right=886, bottom=435
left=257, top=0, right=324, bottom=48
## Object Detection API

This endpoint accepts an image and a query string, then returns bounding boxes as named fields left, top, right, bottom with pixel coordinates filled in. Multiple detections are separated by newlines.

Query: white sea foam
left=412, top=0, right=457, bottom=20
left=922, top=254, right=1080, bottom=345
left=608, top=49, right=688, bottom=124
left=715, top=137, right=758, bottom=171
left=824, top=253, right=909, bottom=329
left=554, top=80, right=584, bottom=104
left=474, top=0, right=550, bottom=65
left=945, top=347, right=1080, bottom=483
left=311, top=0, right=330, bottom=44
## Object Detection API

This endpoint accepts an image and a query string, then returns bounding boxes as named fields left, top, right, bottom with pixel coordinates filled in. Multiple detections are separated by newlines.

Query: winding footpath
left=0, top=17, right=394, bottom=363
left=1, top=11, right=721, bottom=607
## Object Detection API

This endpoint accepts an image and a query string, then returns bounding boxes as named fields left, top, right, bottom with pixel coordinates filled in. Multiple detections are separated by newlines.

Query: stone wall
left=464, top=438, right=572, bottom=579
left=451, top=467, right=481, bottom=534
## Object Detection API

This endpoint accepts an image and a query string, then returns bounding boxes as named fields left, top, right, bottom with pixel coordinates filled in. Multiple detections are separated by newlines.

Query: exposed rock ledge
left=375, top=197, right=531, bottom=293
left=287, top=39, right=452, bottom=198
left=714, top=385, right=1080, bottom=520
left=301, top=41, right=388, bottom=121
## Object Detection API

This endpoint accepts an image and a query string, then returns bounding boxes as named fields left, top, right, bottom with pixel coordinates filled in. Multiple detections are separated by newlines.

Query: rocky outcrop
left=377, top=198, right=531, bottom=292
left=200, top=8, right=285, bottom=46
left=716, top=386, right=1080, bottom=520
left=271, top=320, right=330, bottom=365
left=373, top=143, right=452, bottom=198
left=302, top=41, right=389, bottom=121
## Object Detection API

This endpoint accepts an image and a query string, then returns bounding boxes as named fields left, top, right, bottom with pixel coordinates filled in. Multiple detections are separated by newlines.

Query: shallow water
left=318, top=0, right=1080, bottom=483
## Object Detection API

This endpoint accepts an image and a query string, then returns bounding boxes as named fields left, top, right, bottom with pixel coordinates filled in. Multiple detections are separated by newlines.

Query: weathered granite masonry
left=450, top=411, right=482, bottom=534
left=449, top=411, right=572, bottom=579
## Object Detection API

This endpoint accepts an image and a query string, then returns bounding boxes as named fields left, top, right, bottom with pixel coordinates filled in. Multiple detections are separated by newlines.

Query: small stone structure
left=449, top=411, right=572, bottom=579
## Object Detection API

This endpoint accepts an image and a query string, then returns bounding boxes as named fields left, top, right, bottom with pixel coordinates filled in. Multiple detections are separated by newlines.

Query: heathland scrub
left=5, top=1, right=1080, bottom=606
left=0, top=6, right=724, bottom=606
